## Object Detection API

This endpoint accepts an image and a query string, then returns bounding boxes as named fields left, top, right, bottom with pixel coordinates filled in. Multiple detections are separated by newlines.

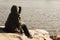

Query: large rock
left=0, top=29, right=52, bottom=40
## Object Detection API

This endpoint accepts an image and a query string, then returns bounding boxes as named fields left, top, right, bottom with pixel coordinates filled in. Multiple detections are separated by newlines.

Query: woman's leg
left=21, top=24, right=32, bottom=38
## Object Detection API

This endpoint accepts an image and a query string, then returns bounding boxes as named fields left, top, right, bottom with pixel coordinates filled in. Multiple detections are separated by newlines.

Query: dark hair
left=19, top=6, right=21, bottom=14
left=11, top=5, right=17, bottom=13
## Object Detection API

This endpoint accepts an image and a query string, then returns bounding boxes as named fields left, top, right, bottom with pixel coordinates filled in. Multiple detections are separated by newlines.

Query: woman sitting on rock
left=3, top=5, right=32, bottom=38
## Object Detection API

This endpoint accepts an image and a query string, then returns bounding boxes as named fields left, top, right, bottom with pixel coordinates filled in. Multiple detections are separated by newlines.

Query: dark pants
left=21, top=24, right=31, bottom=37
left=2, top=24, right=31, bottom=38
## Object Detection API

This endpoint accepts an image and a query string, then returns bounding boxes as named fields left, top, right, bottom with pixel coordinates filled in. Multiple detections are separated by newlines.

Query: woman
left=4, top=5, right=32, bottom=38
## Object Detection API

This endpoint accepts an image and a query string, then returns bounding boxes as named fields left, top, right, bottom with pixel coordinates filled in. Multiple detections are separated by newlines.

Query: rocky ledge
left=0, top=29, right=52, bottom=40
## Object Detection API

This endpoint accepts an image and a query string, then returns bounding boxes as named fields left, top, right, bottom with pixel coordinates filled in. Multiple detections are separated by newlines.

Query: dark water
left=0, top=0, right=60, bottom=34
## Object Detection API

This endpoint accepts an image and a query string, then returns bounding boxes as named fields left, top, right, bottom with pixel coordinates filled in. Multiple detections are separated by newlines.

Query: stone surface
left=0, top=29, right=52, bottom=40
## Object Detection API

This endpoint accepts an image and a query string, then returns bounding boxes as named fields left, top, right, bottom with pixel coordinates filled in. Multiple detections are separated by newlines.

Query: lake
left=0, top=0, right=60, bottom=34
